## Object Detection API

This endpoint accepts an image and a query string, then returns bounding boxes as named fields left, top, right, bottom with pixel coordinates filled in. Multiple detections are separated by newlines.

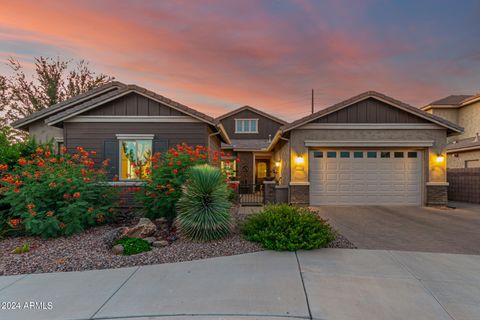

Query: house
left=12, top=84, right=462, bottom=206
left=11, top=82, right=231, bottom=181
left=422, top=94, right=480, bottom=168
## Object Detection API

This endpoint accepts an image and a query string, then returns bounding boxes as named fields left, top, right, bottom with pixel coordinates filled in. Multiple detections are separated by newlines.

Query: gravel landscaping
left=0, top=206, right=355, bottom=276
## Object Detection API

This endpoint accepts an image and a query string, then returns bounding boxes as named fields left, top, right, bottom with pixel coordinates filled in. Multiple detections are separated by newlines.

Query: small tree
left=1, top=56, right=113, bottom=141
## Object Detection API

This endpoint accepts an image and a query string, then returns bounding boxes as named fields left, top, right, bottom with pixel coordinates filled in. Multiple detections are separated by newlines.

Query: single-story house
left=12, top=83, right=462, bottom=207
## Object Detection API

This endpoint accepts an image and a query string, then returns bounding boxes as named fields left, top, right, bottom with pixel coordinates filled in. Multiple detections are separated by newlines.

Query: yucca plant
left=176, top=164, right=232, bottom=241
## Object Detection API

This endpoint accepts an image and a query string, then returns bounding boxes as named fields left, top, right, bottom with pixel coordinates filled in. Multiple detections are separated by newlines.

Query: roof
left=45, top=84, right=217, bottom=126
left=280, top=91, right=463, bottom=134
left=221, top=139, right=271, bottom=151
left=11, top=81, right=126, bottom=129
left=216, top=105, right=287, bottom=125
left=430, top=95, right=473, bottom=105
left=447, top=136, right=480, bottom=153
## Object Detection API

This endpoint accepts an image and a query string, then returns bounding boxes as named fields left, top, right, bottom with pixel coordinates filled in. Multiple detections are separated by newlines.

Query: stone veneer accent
left=426, top=184, right=448, bottom=206
left=289, top=185, right=309, bottom=206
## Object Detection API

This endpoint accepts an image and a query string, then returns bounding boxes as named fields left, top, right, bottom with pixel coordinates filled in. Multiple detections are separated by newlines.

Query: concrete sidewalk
left=0, top=249, right=479, bottom=320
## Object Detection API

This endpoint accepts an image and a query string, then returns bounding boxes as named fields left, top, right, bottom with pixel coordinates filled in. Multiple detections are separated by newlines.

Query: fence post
left=263, top=181, right=276, bottom=204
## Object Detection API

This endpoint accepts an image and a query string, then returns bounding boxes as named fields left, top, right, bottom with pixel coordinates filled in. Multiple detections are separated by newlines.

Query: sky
left=0, top=0, right=479, bottom=121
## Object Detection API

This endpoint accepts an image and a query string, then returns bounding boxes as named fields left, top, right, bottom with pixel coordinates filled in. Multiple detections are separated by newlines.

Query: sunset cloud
left=1, top=0, right=479, bottom=120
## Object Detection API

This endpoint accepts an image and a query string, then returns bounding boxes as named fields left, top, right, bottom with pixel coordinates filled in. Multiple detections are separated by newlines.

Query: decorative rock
left=102, top=227, right=126, bottom=247
left=154, top=217, right=168, bottom=224
left=143, top=237, right=156, bottom=244
left=112, top=244, right=124, bottom=255
left=152, top=240, right=169, bottom=248
left=123, top=218, right=157, bottom=238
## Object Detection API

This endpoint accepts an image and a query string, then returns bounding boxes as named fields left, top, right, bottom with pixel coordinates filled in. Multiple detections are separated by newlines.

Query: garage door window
left=354, top=151, right=363, bottom=158
left=367, top=151, right=377, bottom=158
left=408, top=152, right=418, bottom=158
left=327, top=151, right=336, bottom=158
left=394, top=152, right=404, bottom=158
left=340, top=151, right=350, bottom=158
left=313, top=151, right=323, bottom=158
left=381, top=152, right=390, bottom=158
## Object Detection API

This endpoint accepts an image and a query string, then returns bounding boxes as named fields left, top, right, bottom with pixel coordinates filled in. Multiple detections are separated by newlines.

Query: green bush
left=176, top=164, right=232, bottom=241
left=116, top=237, right=151, bottom=255
left=0, top=128, right=45, bottom=167
left=0, top=146, right=117, bottom=238
left=241, top=204, right=335, bottom=251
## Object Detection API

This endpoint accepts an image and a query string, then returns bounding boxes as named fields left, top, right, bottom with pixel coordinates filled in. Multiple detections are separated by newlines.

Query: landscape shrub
left=242, top=204, right=335, bottom=251
left=0, top=146, right=117, bottom=238
left=176, top=164, right=232, bottom=241
left=137, top=143, right=236, bottom=221
left=0, top=128, right=46, bottom=167
left=115, top=237, right=151, bottom=255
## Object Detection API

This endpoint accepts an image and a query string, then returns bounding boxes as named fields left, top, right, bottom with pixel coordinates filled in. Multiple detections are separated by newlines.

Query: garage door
left=310, top=150, right=422, bottom=205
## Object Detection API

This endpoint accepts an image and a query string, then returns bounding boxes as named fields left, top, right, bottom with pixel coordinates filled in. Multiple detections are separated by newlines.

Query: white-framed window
left=116, top=134, right=153, bottom=180
left=235, top=119, right=258, bottom=133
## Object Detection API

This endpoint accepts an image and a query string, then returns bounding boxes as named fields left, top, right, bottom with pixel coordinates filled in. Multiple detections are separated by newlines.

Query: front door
left=255, top=159, right=270, bottom=185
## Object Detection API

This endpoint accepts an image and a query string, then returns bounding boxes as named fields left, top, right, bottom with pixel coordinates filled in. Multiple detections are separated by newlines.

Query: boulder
left=152, top=240, right=169, bottom=248
left=143, top=237, right=156, bottom=244
left=112, top=244, right=124, bottom=255
left=123, top=218, right=157, bottom=238
left=103, top=227, right=126, bottom=247
left=154, top=217, right=168, bottom=224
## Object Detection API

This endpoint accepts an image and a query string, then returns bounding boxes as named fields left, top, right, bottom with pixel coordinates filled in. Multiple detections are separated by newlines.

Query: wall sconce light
left=275, top=161, right=281, bottom=168
left=435, top=155, right=445, bottom=163
left=295, top=156, right=305, bottom=165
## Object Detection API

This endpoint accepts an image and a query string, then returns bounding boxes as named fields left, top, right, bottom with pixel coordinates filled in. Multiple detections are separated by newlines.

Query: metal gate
left=238, top=183, right=264, bottom=206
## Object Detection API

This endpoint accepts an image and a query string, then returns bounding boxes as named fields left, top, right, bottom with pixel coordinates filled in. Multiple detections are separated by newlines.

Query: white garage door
left=310, top=150, right=422, bottom=205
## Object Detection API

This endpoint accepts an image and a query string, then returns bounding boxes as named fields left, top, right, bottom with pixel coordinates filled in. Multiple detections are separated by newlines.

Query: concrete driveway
left=314, top=202, right=480, bottom=254
left=1, top=249, right=480, bottom=320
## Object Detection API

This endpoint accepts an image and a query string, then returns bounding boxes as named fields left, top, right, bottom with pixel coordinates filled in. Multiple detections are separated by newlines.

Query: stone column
left=426, top=182, right=449, bottom=206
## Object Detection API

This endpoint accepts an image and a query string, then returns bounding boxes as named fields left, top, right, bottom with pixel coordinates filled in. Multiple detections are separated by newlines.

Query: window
left=313, top=151, right=323, bottom=158
left=381, top=152, right=390, bottom=158
left=367, top=152, right=377, bottom=158
left=327, top=151, right=336, bottom=158
left=394, top=152, right=404, bottom=158
left=340, top=151, right=350, bottom=158
left=120, top=140, right=152, bottom=180
left=407, top=152, right=418, bottom=158
left=235, top=119, right=258, bottom=133
left=354, top=151, right=363, bottom=158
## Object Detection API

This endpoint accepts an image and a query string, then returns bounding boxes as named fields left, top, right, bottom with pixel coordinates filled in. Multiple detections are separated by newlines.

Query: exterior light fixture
left=295, top=156, right=304, bottom=165
left=275, top=161, right=281, bottom=168
left=436, top=155, right=445, bottom=163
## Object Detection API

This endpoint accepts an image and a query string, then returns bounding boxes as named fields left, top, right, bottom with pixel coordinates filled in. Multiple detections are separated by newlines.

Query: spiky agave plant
left=176, top=164, right=232, bottom=241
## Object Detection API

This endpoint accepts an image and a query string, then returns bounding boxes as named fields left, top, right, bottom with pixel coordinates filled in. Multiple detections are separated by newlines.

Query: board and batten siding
left=219, top=109, right=283, bottom=140
left=64, top=122, right=211, bottom=178
left=314, top=98, right=430, bottom=124
left=83, top=92, right=185, bottom=116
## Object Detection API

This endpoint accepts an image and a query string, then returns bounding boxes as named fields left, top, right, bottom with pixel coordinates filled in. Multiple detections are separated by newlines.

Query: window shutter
left=153, top=139, right=169, bottom=155
left=104, top=140, right=119, bottom=180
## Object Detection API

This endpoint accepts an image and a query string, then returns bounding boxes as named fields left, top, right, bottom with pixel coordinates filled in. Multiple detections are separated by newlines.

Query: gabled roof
left=422, top=94, right=480, bottom=111
left=430, top=95, right=472, bottom=106
left=280, top=91, right=463, bottom=133
left=216, top=105, right=287, bottom=125
left=46, top=84, right=217, bottom=126
left=11, top=81, right=126, bottom=129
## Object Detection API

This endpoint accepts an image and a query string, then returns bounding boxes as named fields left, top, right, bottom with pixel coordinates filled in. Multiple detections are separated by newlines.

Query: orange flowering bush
left=137, top=143, right=236, bottom=221
left=0, top=146, right=117, bottom=238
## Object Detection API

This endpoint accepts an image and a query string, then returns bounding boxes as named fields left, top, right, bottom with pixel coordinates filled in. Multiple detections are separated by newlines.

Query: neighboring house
left=422, top=94, right=480, bottom=169
left=12, top=84, right=462, bottom=206
left=216, top=106, right=286, bottom=187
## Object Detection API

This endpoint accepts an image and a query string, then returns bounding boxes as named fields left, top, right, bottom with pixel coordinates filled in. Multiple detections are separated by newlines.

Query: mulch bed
left=0, top=207, right=355, bottom=276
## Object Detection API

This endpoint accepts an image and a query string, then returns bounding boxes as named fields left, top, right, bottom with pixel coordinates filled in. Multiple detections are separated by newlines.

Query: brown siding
left=84, top=93, right=185, bottom=116
left=220, top=109, right=282, bottom=140
left=314, top=98, right=429, bottom=123
left=64, top=122, right=210, bottom=167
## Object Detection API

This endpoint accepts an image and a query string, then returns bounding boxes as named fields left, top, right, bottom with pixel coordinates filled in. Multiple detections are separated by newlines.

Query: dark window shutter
left=153, top=139, right=169, bottom=155
left=104, top=140, right=119, bottom=180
